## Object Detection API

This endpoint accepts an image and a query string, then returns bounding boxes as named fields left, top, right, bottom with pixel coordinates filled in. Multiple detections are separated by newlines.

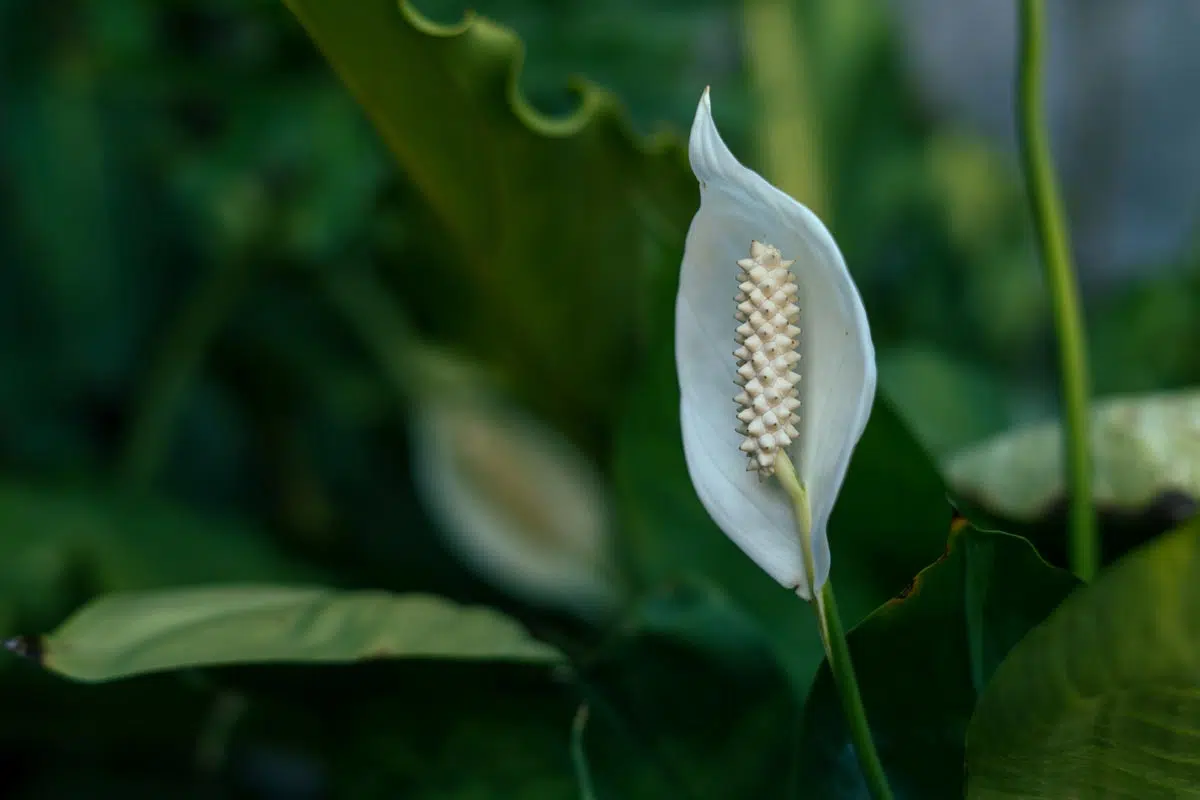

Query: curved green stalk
left=1016, top=0, right=1097, bottom=581
left=774, top=453, right=893, bottom=800
left=570, top=704, right=597, bottom=800
left=117, top=257, right=256, bottom=490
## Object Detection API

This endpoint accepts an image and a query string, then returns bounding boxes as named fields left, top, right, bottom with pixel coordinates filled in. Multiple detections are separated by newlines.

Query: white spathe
left=676, top=88, right=877, bottom=599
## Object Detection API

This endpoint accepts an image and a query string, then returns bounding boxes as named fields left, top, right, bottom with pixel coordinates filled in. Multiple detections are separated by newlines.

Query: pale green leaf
left=17, top=585, right=562, bottom=683
left=947, top=389, right=1200, bottom=520
left=966, top=518, right=1200, bottom=797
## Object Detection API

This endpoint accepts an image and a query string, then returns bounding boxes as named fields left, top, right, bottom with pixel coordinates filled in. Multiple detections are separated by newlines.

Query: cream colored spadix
left=676, top=88, right=876, bottom=599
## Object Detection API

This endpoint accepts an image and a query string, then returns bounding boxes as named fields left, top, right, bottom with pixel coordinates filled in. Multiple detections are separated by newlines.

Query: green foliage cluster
left=3, top=0, right=1200, bottom=797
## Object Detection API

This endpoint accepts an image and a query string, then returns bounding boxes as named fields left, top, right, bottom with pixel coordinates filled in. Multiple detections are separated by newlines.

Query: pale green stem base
left=774, top=452, right=893, bottom=800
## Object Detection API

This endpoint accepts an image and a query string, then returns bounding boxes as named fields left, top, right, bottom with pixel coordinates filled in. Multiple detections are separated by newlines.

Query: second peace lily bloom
left=676, top=88, right=877, bottom=600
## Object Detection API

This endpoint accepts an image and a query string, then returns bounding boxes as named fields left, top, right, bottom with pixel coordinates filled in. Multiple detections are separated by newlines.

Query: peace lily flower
left=676, top=88, right=877, bottom=600
left=413, top=392, right=621, bottom=619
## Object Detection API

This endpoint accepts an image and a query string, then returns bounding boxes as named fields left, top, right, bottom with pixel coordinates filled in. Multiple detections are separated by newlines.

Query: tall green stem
left=774, top=453, right=893, bottom=800
left=1016, top=0, right=1097, bottom=581
left=742, top=0, right=828, bottom=220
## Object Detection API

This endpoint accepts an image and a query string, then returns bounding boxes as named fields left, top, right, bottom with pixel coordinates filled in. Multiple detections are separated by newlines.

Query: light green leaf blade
left=966, top=518, right=1200, bottom=798
left=281, top=0, right=694, bottom=439
left=16, top=585, right=562, bottom=683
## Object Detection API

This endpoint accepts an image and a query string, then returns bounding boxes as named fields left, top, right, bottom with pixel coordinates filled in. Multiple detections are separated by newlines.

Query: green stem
left=570, top=704, right=597, bottom=800
left=117, top=257, right=256, bottom=491
left=818, top=580, right=892, bottom=800
left=742, top=0, right=829, bottom=219
left=1016, top=0, right=1098, bottom=581
left=774, top=454, right=893, bottom=800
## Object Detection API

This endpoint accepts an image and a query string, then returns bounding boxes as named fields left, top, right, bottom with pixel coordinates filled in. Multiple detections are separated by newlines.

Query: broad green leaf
left=798, top=525, right=1079, bottom=797
left=947, top=390, right=1200, bottom=566
left=613, top=338, right=950, bottom=691
left=16, top=585, right=561, bottom=682
left=879, top=344, right=1012, bottom=458
left=966, top=517, right=1200, bottom=798
left=282, top=0, right=695, bottom=443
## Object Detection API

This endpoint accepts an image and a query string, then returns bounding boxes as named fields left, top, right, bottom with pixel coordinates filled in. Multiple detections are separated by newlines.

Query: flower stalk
left=775, top=451, right=893, bottom=800
left=674, top=89, right=889, bottom=795
left=1016, top=0, right=1097, bottom=581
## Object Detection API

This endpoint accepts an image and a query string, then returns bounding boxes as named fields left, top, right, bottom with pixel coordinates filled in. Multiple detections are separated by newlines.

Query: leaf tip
left=4, top=635, right=44, bottom=665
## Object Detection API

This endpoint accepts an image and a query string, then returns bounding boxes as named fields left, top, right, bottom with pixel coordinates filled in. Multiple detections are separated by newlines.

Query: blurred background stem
left=319, top=267, right=419, bottom=402
left=571, top=704, right=597, bottom=800
left=742, top=0, right=829, bottom=220
left=1016, top=0, right=1097, bottom=581
left=117, top=256, right=258, bottom=491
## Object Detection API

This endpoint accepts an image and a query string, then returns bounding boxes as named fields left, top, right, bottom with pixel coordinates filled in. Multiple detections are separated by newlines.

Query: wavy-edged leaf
left=282, top=0, right=695, bottom=441
left=966, top=517, right=1200, bottom=798
left=14, top=585, right=562, bottom=683
left=798, top=525, right=1079, bottom=797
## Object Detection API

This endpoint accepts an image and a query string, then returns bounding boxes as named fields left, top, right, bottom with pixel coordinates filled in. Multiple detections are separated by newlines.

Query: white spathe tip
left=675, top=88, right=877, bottom=600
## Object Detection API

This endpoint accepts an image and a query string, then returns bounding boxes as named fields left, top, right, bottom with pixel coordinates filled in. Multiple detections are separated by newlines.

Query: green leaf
left=798, top=526, right=1079, bottom=798
left=947, top=389, right=1200, bottom=566
left=878, top=344, right=1012, bottom=458
left=281, top=0, right=695, bottom=443
left=16, top=585, right=562, bottom=683
left=613, top=338, right=951, bottom=692
left=966, top=517, right=1200, bottom=798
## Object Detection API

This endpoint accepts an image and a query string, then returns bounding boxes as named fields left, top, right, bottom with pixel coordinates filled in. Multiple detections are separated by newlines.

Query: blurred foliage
left=2, top=0, right=1199, bottom=796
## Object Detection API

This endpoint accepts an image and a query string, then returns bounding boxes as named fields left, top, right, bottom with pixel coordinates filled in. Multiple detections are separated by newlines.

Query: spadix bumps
left=676, top=88, right=876, bottom=599
left=734, top=241, right=802, bottom=477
